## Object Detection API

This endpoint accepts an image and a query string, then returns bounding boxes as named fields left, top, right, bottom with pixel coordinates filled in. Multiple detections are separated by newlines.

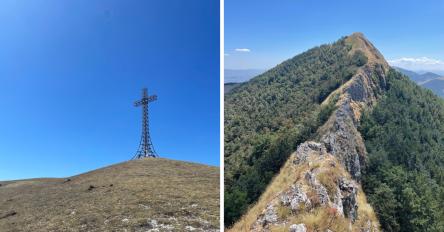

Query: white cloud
left=224, top=53, right=230, bottom=56
left=388, top=57, right=444, bottom=71
left=235, top=48, right=251, bottom=52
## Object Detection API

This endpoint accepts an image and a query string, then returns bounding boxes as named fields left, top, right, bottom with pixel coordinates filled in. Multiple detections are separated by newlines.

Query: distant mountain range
left=224, top=69, right=265, bottom=94
left=224, top=69, right=265, bottom=83
left=394, top=67, right=444, bottom=97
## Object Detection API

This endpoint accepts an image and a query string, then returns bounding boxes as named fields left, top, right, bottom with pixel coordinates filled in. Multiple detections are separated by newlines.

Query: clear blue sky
left=0, top=0, right=219, bottom=180
left=225, top=0, right=444, bottom=72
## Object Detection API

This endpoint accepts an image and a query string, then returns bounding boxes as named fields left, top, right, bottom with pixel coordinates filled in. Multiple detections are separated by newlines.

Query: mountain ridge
left=226, top=32, right=444, bottom=231
left=227, top=32, right=386, bottom=231
left=225, top=32, right=381, bottom=227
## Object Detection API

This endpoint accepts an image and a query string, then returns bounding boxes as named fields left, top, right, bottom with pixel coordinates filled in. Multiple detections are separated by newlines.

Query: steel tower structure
left=133, top=88, right=158, bottom=159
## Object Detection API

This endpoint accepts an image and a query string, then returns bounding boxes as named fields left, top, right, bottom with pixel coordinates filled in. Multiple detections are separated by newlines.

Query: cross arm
left=134, top=95, right=158, bottom=107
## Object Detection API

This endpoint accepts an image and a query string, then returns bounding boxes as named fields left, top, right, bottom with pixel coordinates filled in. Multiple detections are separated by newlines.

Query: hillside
left=0, top=158, right=219, bottom=232
left=359, top=70, right=444, bottom=231
left=225, top=82, right=242, bottom=94
left=225, top=32, right=444, bottom=231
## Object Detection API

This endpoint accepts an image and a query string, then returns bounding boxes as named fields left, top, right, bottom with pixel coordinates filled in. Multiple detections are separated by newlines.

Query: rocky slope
left=241, top=142, right=379, bottom=232
left=229, top=33, right=387, bottom=231
left=0, top=158, right=219, bottom=232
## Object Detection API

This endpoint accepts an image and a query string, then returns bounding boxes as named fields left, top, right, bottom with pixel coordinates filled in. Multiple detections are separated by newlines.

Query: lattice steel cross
left=133, top=88, right=158, bottom=159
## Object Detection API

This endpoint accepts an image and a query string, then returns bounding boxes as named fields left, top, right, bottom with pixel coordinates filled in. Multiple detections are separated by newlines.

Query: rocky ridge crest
left=231, top=33, right=388, bottom=232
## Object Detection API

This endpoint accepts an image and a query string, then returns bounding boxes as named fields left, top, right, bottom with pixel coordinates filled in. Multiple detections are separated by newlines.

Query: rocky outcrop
left=295, top=142, right=328, bottom=162
left=251, top=141, right=377, bottom=231
left=256, top=205, right=278, bottom=227
left=339, top=178, right=358, bottom=222
left=289, top=224, right=307, bottom=232
left=280, top=184, right=312, bottom=211
left=305, top=171, right=330, bottom=206
left=319, top=38, right=388, bottom=181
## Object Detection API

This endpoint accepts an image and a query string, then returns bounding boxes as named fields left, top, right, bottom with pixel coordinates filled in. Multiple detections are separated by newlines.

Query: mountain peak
left=349, top=32, right=366, bottom=39
left=345, top=32, right=388, bottom=69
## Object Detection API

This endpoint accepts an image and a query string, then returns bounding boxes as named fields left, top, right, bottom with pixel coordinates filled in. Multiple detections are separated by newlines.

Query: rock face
left=339, top=178, right=358, bottom=222
left=314, top=33, right=388, bottom=182
left=320, top=63, right=387, bottom=181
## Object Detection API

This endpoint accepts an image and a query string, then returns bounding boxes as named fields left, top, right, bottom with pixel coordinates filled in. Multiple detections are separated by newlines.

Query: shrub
left=352, top=50, right=368, bottom=66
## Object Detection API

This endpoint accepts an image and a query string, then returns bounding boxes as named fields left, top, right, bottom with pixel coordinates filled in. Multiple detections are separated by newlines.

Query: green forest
left=359, top=69, right=444, bottom=232
left=224, top=37, right=367, bottom=226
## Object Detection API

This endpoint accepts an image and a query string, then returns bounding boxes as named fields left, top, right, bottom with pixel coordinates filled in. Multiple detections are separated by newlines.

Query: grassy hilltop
left=0, top=158, right=219, bottom=232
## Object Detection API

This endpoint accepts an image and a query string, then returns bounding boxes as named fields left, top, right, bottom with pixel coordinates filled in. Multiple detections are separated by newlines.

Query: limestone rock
left=339, top=178, right=358, bottom=222
left=257, top=204, right=277, bottom=226
left=289, top=223, right=307, bottom=232
left=331, top=186, right=344, bottom=216
left=305, top=171, right=329, bottom=205
left=294, top=142, right=327, bottom=165
left=319, top=64, right=387, bottom=181
left=280, top=185, right=311, bottom=211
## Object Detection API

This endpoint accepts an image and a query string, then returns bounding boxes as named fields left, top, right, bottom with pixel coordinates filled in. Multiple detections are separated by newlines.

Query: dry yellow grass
left=345, top=32, right=388, bottom=69
left=317, top=166, right=341, bottom=199
left=353, top=187, right=380, bottom=231
left=227, top=153, right=305, bottom=232
left=228, top=151, right=380, bottom=232
left=0, top=158, right=219, bottom=232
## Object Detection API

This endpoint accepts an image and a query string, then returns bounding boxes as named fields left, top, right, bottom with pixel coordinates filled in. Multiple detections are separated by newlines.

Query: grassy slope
left=0, top=158, right=219, bottom=232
